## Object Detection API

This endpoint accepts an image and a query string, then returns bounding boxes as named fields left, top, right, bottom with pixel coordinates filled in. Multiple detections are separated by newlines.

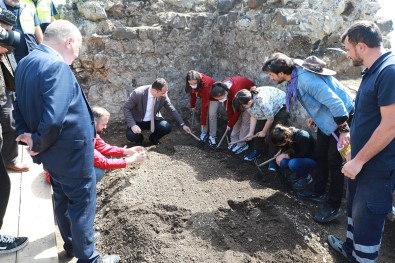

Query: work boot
left=312, top=205, right=343, bottom=223
left=327, top=235, right=352, bottom=262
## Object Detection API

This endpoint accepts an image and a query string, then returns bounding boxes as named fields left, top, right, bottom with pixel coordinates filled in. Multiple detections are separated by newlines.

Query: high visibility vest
left=19, top=4, right=37, bottom=34
left=22, top=0, right=53, bottom=24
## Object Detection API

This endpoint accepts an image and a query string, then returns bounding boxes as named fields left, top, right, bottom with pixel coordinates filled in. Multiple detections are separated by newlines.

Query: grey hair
left=92, top=106, right=110, bottom=122
left=44, top=20, right=81, bottom=42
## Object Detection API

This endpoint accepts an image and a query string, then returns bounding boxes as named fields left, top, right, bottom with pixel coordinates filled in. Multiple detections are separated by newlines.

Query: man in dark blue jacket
left=13, top=20, right=119, bottom=263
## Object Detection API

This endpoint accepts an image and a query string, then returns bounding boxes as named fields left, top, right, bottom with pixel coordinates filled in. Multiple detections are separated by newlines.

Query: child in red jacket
left=210, top=76, right=256, bottom=154
left=185, top=70, right=217, bottom=146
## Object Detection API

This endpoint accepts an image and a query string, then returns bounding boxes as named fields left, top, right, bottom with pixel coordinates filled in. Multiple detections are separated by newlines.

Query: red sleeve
left=95, top=134, right=125, bottom=157
left=199, top=74, right=216, bottom=126
left=94, top=149, right=127, bottom=169
left=226, top=100, right=240, bottom=128
left=190, top=88, right=197, bottom=108
left=224, top=77, right=255, bottom=127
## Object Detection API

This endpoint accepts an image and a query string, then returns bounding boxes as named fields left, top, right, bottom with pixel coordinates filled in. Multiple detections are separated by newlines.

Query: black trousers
left=0, top=91, right=18, bottom=165
left=126, top=119, right=172, bottom=143
left=0, top=151, right=11, bottom=229
left=314, top=115, right=353, bottom=209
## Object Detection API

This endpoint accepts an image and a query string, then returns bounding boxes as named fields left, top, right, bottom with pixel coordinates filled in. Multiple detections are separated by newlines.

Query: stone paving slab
left=0, top=146, right=58, bottom=262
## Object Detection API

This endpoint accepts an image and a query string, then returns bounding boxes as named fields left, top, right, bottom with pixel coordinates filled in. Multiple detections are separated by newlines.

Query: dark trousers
left=0, top=91, right=18, bottom=165
left=126, top=119, right=172, bottom=143
left=253, top=108, right=290, bottom=156
left=0, top=152, right=10, bottom=229
left=343, top=168, right=395, bottom=262
left=279, top=157, right=317, bottom=179
left=50, top=170, right=99, bottom=262
left=313, top=129, right=344, bottom=209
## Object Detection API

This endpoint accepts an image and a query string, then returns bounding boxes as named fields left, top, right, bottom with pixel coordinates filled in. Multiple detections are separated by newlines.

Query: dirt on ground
left=87, top=77, right=394, bottom=263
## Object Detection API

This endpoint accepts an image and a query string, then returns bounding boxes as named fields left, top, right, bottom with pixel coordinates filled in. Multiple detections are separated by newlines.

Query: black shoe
left=297, top=190, right=326, bottom=203
left=292, top=175, right=313, bottom=191
left=312, top=206, right=343, bottom=223
left=149, top=136, right=161, bottom=145
left=98, top=254, right=121, bottom=263
left=287, top=172, right=299, bottom=183
left=0, top=235, right=29, bottom=254
left=64, top=231, right=101, bottom=258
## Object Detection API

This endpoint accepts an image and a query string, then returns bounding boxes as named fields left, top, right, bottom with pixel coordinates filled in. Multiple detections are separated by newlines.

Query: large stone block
left=112, top=27, right=139, bottom=40
left=77, top=1, right=107, bottom=21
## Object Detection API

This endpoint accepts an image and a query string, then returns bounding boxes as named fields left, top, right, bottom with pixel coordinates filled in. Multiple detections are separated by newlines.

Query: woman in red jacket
left=185, top=70, right=217, bottom=146
left=210, top=76, right=256, bottom=155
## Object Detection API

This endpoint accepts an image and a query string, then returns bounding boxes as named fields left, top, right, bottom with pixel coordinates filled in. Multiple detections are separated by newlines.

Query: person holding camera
left=3, top=0, right=43, bottom=63
left=0, top=7, right=29, bottom=255
left=0, top=8, right=29, bottom=172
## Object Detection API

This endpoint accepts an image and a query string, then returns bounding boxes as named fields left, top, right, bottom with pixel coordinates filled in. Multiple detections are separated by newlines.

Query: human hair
left=341, top=21, right=382, bottom=48
left=152, top=78, right=168, bottom=91
left=210, top=81, right=229, bottom=98
left=92, top=106, right=110, bottom=122
left=270, top=124, right=295, bottom=146
left=44, top=20, right=81, bottom=43
left=233, top=87, right=259, bottom=112
left=185, top=70, right=204, bottom=93
left=262, top=52, right=295, bottom=75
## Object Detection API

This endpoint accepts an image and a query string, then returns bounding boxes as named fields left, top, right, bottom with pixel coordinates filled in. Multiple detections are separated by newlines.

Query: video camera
left=0, top=7, right=20, bottom=48
left=0, top=27, right=20, bottom=48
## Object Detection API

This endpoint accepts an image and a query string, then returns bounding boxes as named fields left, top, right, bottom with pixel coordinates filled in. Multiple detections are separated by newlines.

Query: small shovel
left=191, top=110, right=196, bottom=131
left=215, top=128, right=229, bottom=150
left=253, top=149, right=282, bottom=179
left=187, top=131, right=200, bottom=142
left=228, top=134, right=258, bottom=146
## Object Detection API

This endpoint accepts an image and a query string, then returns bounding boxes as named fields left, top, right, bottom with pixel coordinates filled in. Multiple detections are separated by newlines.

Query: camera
left=0, top=27, right=20, bottom=48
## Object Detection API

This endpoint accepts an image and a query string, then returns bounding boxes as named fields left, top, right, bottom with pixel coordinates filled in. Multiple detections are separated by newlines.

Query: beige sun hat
left=294, top=56, right=336, bottom=76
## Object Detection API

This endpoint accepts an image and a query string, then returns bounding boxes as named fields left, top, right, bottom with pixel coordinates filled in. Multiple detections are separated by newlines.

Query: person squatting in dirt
left=124, top=78, right=191, bottom=146
left=210, top=76, right=256, bottom=155
left=262, top=53, right=354, bottom=224
left=92, top=106, right=147, bottom=182
left=232, top=86, right=289, bottom=173
left=270, top=124, right=317, bottom=191
left=184, top=70, right=218, bottom=146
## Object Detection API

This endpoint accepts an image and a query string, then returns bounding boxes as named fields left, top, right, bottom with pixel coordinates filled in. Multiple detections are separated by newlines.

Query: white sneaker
left=228, top=143, right=236, bottom=150
left=208, top=136, right=217, bottom=146
left=231, top=145, right=241, bottom=153
left=235, top=144, right=249, bottom=155
left=200, top=133, right=207, bottom=142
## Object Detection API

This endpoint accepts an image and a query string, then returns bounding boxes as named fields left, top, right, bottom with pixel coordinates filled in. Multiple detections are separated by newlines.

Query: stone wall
left=57, top=0, right=391, bottom=127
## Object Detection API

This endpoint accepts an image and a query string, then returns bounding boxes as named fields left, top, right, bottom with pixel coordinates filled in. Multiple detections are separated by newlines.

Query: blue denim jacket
left=296, top=67, right=355, bottom=135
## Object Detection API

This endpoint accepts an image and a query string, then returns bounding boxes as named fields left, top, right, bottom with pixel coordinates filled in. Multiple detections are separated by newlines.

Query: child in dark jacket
left=270, top=124, right=317, bottom=191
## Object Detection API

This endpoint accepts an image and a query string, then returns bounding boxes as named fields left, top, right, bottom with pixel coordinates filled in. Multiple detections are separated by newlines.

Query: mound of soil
left=93, top=77, right=394, bottom=263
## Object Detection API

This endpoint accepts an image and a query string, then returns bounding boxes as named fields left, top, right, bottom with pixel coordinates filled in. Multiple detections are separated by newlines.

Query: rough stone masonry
left=58, top=0, right=392, bottom=127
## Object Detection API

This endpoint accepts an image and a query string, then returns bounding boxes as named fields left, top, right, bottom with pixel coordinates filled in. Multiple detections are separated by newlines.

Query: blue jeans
left=279, top=157, right=317, bottom=179
left=94, top=167, right=105, bottom=182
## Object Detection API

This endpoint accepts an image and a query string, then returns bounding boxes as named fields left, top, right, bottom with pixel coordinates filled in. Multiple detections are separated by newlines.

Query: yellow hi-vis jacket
left=22, top=0, right=53, bottom=24
left=19, top=3, right=37, bottom=34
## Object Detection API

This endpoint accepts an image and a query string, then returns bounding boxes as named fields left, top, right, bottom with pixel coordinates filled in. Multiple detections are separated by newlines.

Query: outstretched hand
left=125, top=151, right=147, bottom=165
left=123, top=145, right=145, bottom=156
